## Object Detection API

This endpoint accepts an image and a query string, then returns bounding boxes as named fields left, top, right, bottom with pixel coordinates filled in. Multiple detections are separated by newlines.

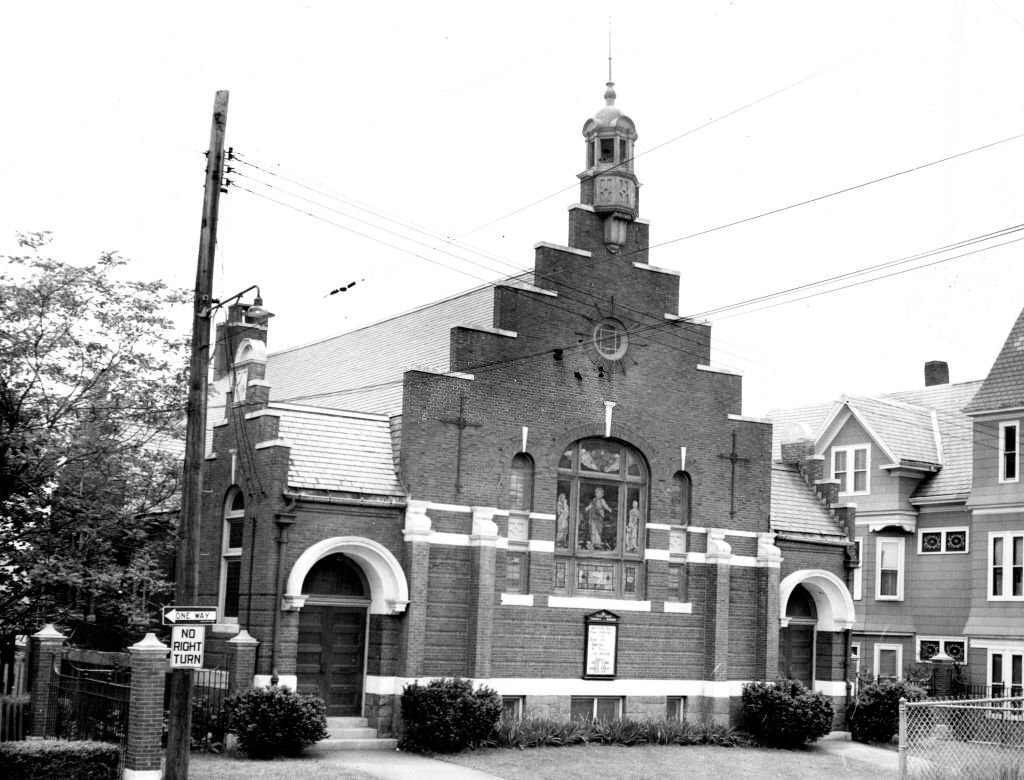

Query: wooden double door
left=778, top=623, right=815, bottom=687
left=296, top=606, right=366, bottom=716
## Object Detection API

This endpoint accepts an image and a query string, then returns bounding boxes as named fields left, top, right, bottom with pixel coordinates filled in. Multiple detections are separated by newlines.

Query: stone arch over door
left=779, top=569, right=855, bottom=632
left=778, top=569, right=856, bottom=692
left=284, top=536, right=409, bottom=615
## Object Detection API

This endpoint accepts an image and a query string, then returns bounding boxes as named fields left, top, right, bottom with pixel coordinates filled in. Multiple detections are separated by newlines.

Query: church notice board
left=583, top=610, right=619, bottom=679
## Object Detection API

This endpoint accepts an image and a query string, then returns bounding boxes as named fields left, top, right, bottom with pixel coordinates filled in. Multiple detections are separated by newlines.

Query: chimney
left=924, top=361, right=949, bottom=387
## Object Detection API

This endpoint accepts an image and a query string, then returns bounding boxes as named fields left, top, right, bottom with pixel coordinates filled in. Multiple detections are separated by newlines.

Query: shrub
left=224, top=685, right=328, bottom=759
left=741, top=679, right=834, bottom=748
left=0, top=740, right=120, bottom=780
left=847, top=679, right=925, bottom=744
left=399, top=677, right=502, bottom=753
left=487, top=716, right=747, bottom=749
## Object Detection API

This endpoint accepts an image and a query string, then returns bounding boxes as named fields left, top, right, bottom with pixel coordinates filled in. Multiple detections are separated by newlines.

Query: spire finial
left=604, top=17, right=616, bottom=105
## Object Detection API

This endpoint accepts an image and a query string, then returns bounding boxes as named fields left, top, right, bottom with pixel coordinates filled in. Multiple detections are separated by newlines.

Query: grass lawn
left=442, top=743, right=889, bottom=780
left=189, top=752, right=378, bottom=779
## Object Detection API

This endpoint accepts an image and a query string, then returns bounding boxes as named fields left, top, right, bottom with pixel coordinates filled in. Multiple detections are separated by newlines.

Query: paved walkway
left=812, top=731, right=899, bottom=777
left=304, top=733, right=899, bottom=780
left=304, top=747, right=503, bottom=780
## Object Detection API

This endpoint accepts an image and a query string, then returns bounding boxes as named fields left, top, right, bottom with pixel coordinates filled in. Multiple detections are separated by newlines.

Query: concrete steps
left=314, top=716, right=398, bottom=752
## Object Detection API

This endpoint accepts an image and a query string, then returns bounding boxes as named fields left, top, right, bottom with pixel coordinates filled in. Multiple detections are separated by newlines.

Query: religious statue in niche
left=624, top=495, right=640, bottom=553
left=580, top=484, right=616, bottom=550
left=555, top=491, right=570, bottom=549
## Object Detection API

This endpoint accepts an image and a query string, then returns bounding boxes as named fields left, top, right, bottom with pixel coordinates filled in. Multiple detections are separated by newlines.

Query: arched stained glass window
left=554, top=438, right=648, bottom=599
left=672, top=471, right=692, bottom=525
left=221, top=487, right=245, bottom=621
left=509, top=453, right=534, bottom=512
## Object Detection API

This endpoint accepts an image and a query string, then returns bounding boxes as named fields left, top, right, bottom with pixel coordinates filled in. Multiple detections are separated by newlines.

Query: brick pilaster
left=468, top=508, right=497, bottom=677
left=645, top=523, right=671, bottom=602
left=125, top=633, right=169, bottom=779
left=704, top=533, right=732, bottom=724
left=758, top=534, right=782, bottom=681
left=400, top=501, right=431, bottom=678
left=28, top=624, right=65, bottom=737
left=225, top=630, right=259, bottom=695
left=528, top=513, right=554, bottom=598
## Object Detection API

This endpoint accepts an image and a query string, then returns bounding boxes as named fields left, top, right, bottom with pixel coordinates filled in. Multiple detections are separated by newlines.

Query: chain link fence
left=899, top=696, right=1024, bottom=779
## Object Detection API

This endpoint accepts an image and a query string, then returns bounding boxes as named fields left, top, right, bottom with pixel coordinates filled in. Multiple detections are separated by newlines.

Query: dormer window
left=1000, top=421, right=1019, bottom=483
left=833, top=444, right=870, bottom=495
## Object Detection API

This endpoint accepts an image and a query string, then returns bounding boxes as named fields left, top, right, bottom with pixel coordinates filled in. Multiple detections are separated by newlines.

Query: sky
left=2, top=0, right=1023, bottom=417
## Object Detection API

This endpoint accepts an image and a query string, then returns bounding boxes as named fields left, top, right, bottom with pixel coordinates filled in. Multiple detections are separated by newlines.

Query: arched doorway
left=779, top=584, right=816, bottom=686
left=296, top=553, right=370, bottom=716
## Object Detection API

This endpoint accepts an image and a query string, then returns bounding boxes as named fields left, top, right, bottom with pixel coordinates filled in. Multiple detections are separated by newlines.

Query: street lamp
left=202, top=284, right=275, bottom=321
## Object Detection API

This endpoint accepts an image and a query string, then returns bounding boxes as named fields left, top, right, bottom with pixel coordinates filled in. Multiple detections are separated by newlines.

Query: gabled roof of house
left=264, top=272, right=533, bottom=416
left=769, top=380, right=982, bottom=502
left=274, top=404, right=404, bottom=496
left=770, top=464, right=847, bottom=539
left=963, top=305, right=1024, bottom=414
left=818, top=395, right=940, bottom=466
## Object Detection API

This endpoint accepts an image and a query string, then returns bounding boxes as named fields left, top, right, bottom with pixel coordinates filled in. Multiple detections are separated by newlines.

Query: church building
left=197, top=78, right=856, bottom=733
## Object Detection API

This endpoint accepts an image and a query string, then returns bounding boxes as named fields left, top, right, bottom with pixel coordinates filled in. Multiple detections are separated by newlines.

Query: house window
left=989, top=532, right=1024, bottom=600
left=672, top=471, right=692, bottom=525
left=555, top=438, right=647, bottom=599
left=570, top=696, right=622, bottom=722
left=501, top=696, right=524, bottom=720
left=917, top=636, right=968, bottom=664
left=1000, top=422, right=1019, bottom=483
left=989, top=650, right=1024, bottom=699
left=851, top=643, right=861, bottom=678
left=666, top=696, right=687, bottom=721
left=874, top=643, right=903, bottom=681
left=853, top=537, right=863, bottom=601
left=220, top=488, right=245, bottom=621
left=509, top=453, right=534, bottom=512
left=876, top=537, right=905, bottom=601
left=833, top=445, right=869, bottom=494
left=919, top=527, right=969, bottom=555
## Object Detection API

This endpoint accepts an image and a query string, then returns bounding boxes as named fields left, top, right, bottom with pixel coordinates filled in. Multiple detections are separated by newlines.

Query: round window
left=592, top=318, right=628, bottom=361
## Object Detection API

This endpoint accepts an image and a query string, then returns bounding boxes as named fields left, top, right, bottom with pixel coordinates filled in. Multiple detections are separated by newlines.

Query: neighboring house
left=771, top=324, right=1024, bottom=695
left=194, top=79, right=854, bottom=735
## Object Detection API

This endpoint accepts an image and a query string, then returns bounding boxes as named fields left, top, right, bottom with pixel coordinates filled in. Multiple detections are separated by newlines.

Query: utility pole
left=166, top=89, right=229, bottom=780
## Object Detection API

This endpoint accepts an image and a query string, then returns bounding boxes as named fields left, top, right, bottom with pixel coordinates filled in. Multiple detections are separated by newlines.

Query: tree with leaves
left=1, top=233, right=189, bottom=652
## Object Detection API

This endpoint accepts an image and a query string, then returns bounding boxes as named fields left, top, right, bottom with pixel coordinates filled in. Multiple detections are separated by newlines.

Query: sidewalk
left=812, top=731, right=899, bottom=777
left=303, top=746, right=504, bottom=780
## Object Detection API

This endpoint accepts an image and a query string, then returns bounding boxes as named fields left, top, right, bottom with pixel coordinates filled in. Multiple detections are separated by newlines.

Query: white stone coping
left=366, top=675, right=755, bottom=698
left=697, top=364, right=743, bottom=376
left=458, top=325, right=518, bottom=338
left=632, top=261, right=680, bottom=277
left=500, top=593, right=535, bottom=606
left=533, top=241, right=592, bottom=258
left=547, top=596, right=652, bottom=612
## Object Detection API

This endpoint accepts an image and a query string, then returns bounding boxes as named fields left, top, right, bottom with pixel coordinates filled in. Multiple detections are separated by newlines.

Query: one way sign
left=162, top=606, right=218, bottom=625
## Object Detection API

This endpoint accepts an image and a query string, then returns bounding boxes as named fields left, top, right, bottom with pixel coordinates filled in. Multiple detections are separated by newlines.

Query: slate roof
left=963, top=305, right=1024, bottom=414
left=275, top=404, right=404, bottom=496
left=265, top=272, right=533, bottom=416
left=770, top=464, right=847, bottom=538
left=768, top=380, right=982, bottom=503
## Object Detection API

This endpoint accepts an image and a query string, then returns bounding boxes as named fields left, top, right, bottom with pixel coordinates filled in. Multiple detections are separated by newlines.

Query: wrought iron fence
left=0, top=642, right=28, bottom=741
left=41, top=659, right=130, bottom=774
left=899, top=695, right=1024, bottom=779
left=162, top=667, right=230, bottom=750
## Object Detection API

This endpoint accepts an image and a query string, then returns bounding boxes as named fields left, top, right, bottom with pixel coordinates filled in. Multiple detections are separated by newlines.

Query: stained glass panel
left=580, top=443, right=621, bottom=474
left=578, top=482, right=618, bottom=551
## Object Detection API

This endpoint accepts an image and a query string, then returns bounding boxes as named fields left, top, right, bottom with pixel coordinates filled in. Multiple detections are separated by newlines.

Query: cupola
left=578, top=77, right=640, bottom=251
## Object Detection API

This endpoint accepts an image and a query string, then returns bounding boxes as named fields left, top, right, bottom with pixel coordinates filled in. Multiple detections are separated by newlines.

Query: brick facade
left=195, top=81, right=854, bottom=734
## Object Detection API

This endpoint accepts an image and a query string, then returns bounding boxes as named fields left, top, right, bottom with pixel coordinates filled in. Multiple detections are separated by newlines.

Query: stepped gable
left=264, top=272, right=533, bottom=415
left=963, top=304, right=1024, bottom=414
left=770, top=463, right=847, bottom=539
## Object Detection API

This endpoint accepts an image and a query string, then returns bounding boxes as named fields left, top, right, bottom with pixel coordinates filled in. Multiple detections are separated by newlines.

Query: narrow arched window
left=672, top=471, right=692, bottom=525
left=509, top=453, right=534, bottom=512
left=221, top=487, right=245, bottom=622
